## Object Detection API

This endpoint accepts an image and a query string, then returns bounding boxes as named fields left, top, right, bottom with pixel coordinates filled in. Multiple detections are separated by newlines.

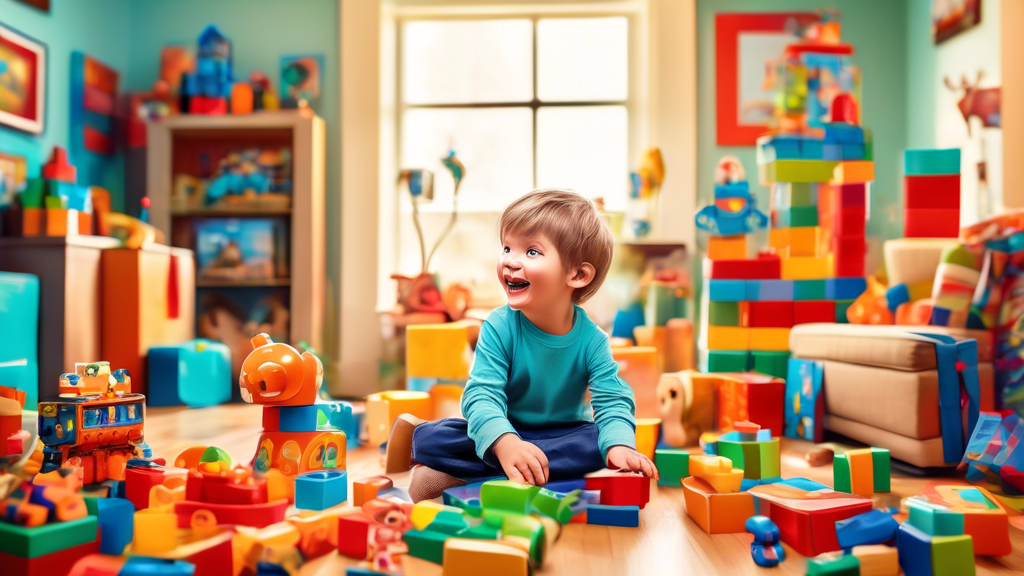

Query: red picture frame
left=0, top=23, right=47, bottom=134
left=715, top=13, right=818, bottom=146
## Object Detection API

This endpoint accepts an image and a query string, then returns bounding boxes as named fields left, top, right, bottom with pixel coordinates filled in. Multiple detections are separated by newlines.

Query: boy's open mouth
left=506, top=279, right=530, bottom=293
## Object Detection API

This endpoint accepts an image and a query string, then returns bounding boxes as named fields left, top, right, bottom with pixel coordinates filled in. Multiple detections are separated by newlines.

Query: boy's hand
left=492, top=433, right=549, bottom=486
left=606, top=446, right=659, bottom=480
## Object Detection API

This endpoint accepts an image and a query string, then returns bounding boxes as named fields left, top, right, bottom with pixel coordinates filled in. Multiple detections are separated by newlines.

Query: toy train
left=37, top=362, right=148, bottom=484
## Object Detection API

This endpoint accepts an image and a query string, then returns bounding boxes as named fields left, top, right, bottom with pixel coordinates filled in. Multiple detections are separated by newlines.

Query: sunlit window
left=399, top=16, right=631, bottom=212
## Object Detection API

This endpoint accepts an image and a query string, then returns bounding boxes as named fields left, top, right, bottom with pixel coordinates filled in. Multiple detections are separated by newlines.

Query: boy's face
left=498, top=231, right=571, bottom=313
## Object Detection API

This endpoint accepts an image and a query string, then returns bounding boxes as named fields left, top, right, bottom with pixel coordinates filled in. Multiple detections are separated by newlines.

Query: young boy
left=389, top=189, right=658, bottom=501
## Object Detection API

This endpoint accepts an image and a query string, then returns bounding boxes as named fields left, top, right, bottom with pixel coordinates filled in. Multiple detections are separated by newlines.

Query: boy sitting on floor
left=388, top=188, right=658, bottom=501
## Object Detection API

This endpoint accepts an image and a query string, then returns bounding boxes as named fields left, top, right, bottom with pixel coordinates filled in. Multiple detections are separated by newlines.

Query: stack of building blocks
left=716, top=374, right=786, bottom=434
left=19, top=146, right=95, bottom=238
left=712, top=422, right=781, bottom=482
left=832, top=447, right=890, bottom=497
left=903, top=149, right=961, bottom=238
left=896, top=521, right=974, bottom=576
left=904, top=484, right=1011, bottom=557
left=681, top=455, right=754, bottom=534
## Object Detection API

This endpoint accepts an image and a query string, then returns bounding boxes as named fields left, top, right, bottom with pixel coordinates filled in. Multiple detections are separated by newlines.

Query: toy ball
left=197, top=446, right=232, bottom=473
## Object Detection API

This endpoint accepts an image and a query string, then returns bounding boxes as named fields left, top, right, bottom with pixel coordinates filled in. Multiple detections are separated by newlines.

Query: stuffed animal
left=656, top=371, right=717, bottom=447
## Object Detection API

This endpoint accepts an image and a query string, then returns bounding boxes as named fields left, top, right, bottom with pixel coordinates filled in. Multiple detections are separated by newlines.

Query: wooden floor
left=146, top=404, right=1024, bottom=576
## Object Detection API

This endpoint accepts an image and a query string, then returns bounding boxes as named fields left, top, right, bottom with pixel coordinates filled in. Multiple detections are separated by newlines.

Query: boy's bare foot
left=408, top=464, right=466, bottom=502
left=384, top=413, right=427, bottom=473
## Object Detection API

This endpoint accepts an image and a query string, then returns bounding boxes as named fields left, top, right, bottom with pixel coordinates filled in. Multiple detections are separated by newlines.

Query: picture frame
left=933, top=0, right=982, bottom=44
left=14, top=0, right=50, bottom=12
left=280, top=54, right=324, bottom=108
left=0, top=22, right=46, bottom=134
left=715, top=12, right=819, bottom=146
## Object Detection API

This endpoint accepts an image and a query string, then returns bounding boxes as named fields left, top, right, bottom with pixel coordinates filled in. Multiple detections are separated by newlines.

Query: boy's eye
left=527, top=249, right=540, bottom=257
left=503, top=246, right=510, bottom=253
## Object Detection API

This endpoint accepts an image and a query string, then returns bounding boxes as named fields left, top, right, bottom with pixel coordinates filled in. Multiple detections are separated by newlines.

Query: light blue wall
left=0, top=0, right=132, bottom=208
left=905, top=0, right=937, bottom=150
left=696, top=0, right=909, bottom=246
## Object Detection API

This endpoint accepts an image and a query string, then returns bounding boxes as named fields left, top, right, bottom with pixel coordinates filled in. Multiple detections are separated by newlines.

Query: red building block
left=41, top=146, right=77, bottom=183
left=793, top=301, right=836, bottom=325
left=0, top=539, right=99, bottom=576
left=741, top=301, right=794, bottom=328
left=831, top=207, right=866, bottom=237
left=702, top=255, right=781, bottom=280
left=905, top=208, right=960, bottom=238
left=716, top=373, right=786, bottom=435
left=905, top=174, right=960, bottom=209
left=584, top=470, right=650, bottom=509
left=190, top=96, right=228, bottom=115
left=262, top=407, right=280, bottom=432
left=125, top=466, right=167, bottom=510
left=337, top=513, right=372, bottom=559
left=748, top=485, right=872, bottom=557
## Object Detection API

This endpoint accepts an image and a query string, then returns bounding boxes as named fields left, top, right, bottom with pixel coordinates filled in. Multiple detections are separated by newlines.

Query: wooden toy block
left=930, top=534, right=975, bottom=576
left=740, top=301, right=793, bottom=328
left=366, top=390, right=433, bottom=446
left=294, top=470, right=347, bottom=511
left=708, top=279, right=747, bottom=302
left=681, top=476, right=755, bottom=534
left=585, top=504, right=640, bottom=527
left=584, top=470, right=650, bottom=508
left=133, top=509, right=177, bottom=555
left=707, top=234, right=747, bottom=260
left=904, top=208, right=960, bottom=238
left=831, top=160, right=874, bottom=184
left=747, top=484, right=872, bottom=556
left=706, top=326, right=749, bottom=351
left=635, top=417, right=661, bottom=459
left=851, top=544, right=899, bottom=576
left=748, top=327, right=790, bottom=351
left=781, top=256, right=832, bottom=280
left=688, top=455, right=743, bottom=492
left=760, top=159, right=838, bottom=183
left=442, top=538, right=530, bottom=576
left=751, top=351, right=789, bottom=379
left=704, top=350, right=749, bottom=372
left=654, top=448, right=689, bottom=487
left=703, top=255, right=781, bottom=280
left=611, top=346, right=659, bottom=418
left=480, top=480, right=541, bottom=515
left=904, top=148, right=960, bottom=176
left=708, top=300, right=740, bottom=326
left=406, top=323, right=471, bottom=380
left=905, top=174, right=960, bottom=209
left=806, top=553, right=860, bottom=575
left=847, top=449, right=874, bottom=496
left=793, top=301, right=836, bottom=324
left=352, top=476, right=393, bottom=506
left=715, top=372, right=786, bottom=434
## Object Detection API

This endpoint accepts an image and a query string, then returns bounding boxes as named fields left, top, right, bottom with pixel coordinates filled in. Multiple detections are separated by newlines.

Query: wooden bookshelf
left=146, top=110, right=326, bottom=352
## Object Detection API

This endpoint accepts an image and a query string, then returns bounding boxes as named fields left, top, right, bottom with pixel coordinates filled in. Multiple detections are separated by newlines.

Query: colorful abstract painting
left=280, top=54, right=323, bottom=108
left=0, top=23, right=45, bottom=134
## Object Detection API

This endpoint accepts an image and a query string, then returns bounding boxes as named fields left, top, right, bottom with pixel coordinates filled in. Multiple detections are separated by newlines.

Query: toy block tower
left=20, top=146, right=94, bottom=237
left=903, top=148, right=961, bottom=238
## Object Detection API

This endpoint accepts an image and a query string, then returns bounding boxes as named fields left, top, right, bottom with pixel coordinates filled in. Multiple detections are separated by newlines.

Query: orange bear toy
left=239, top=333, right=323, bottom=406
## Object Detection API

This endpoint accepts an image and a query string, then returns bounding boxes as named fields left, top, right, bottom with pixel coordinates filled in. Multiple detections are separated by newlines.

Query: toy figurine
left=695, top=157, right=768, bottom=237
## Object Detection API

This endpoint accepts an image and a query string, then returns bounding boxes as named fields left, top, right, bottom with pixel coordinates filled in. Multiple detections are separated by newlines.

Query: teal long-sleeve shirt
left=460, top=304, right=637, bottom=462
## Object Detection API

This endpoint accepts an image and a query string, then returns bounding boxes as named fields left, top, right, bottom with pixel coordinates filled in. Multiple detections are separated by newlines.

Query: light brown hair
left=499, top=188, right=614, bottom=304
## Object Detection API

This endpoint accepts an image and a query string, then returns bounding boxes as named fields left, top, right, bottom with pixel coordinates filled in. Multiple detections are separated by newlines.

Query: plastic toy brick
left=365, top=390, right=433, bottom=446
left=740, top=301, right=793, bottom=328
left=531, top=488, right=578, bottom=525
left=442, top=538, right=531, bottom=576
left=834, top=509, right=898, bottom=548
left=746, top=484, right=872, bottom=556
left=806, top=553, right=860, bottom=575
left=84, top=496, right=133, bottom=555
left=870, top=448, right=891, bottom=492
left=406, top=323, right=472, bottom=380
left=337, top=513, right=373, bottom=559
left=834, top=299, right=854, bottom=323
left=781, top=256, right=832, bottom=280
left=680, top=476, right=754, bottom=534
left=0, top=514, right=97, bottom=558
left=751, top=351, right=789, bottom=379
left=708, top=301, right=740, bottom=326
left=759, top=159, right=838, bottom=183
left=584, top=470, right=650, bottom=508
left=851, top=544, right=899, bottom=576
left=904, top=208, right=960, bottom=238
left=1, top=539, right=99, bottom=576
left=793, top=301, right=836, bottom=325
left=635, top=418, right=660, bottom=459
left=824, top=123, right=864, bottom=144
left=824, top=277, right=867, bottom=300
left=706, top=326, right=749, bottom=351
left=776, top=205, right=819, bottom=228
left=792, top=279, right=826, bottom=300
left=353, top=476, right=394, bottom=506
left=45, top=207, right=80, bottom=237
left=132, top=509, right=177, bottom=555
left=41, top=146, right=77, bottom=182
left=715, top=372, right=786, bottom=435
left=172, top=498, right=288, bottom=529
left=586, top=504, right=640, bottom=527
left=479, top=479, right=541, bottom=514
left=897, top=522, right=935, bottom=576
left=688, top=455, right=743, bottom=492
left=717, top=437, right=781, bottom=480
left=708, top=280, right=747, bottom=302
left=748, top=328, right=790, bottom=351
left=702, top=255, right=781, bottom=280
left=829, top=207, right=867, bottom=236
left=704, top=350, right=750, bottom=372
left=278, top=405, right=321, bottom=433
left=830, top=161, right=874, bottom=184
left=905, top=174, right=960, bottom=209
left=295, top=470, right=347, bottom=511
left=747, top=279, right=795, bottom=302
left=930, top=534, right=975, bottom=576
left=787, top=226, right=821, bottom=256
left=654, top=448, right=689, bottom=487
left=904, top=148, right=961, bottom=176
left=707, top=235, right=747, bottom=260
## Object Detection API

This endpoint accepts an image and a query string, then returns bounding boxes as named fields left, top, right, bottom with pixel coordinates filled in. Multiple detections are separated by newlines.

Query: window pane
left=537, top=17, right=628, bottom=102
left=536, top=105, right=628, bottom=209
left=400, top=107, right=533, bottom=211
left=402, top=19, right=533, bottom=104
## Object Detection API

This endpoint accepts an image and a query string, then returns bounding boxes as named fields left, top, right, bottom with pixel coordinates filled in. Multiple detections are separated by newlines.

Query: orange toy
left=240, top=333, right=324, bottom=406
left=682, top=476, right=755, bottom=534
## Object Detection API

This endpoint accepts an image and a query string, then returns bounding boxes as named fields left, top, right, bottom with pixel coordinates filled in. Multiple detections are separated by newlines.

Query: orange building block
left=353, top=476, right=393, bottom=506
left=635, top=418, right=661, bottom=460
left=748, top=328, right=790, bottom=352
left=689, top=455, right=744, bottom=493
left=429, top=383, right=463, bottom=420
left=682, top=476, right=755, bottom=534
left=633, top=326, right=666, bottom=368
left=22, top=207, right=43, bottom=236
left=443, top=538, right=531, bottom=576
left=45, top=208, right=79, bottom=237
left=707, top=235, right=747, bottom=260
left=366, top=391, right=433, bottom=446
left=612, top=345, right=660, bottom=418
left=831, top=161, right=875, bottom=184
left=847, top=449, right=875, bottom=497
left=781, top=256, right=832, bottom=280
left=665, top=318, right=694, bottom=372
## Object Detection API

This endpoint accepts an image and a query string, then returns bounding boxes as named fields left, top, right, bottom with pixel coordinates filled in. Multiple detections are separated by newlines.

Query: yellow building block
left=410, top=500, right=447, bottom=530
left=759, top=159, right=838, bottom=183
left=707, top=235, right=747, bottom=260
left=406, top=323, right=472, bottom=380
left=612, top=346, right=660, bottom=418
left=847, top=448, right=875, bottom=497
left=366, top=390, right=433, bottom=446
left=689, top=455, right=744, bottom=493
left=748, top=328, right=791, bottom=351
left=770, top=227, right=821, bottom=257
left=133, top=509, right=178, bottom=555
left=781, top=256, right=832, bottom=280
left=633, top=325, right=666, bottom=371
left=852, top=544, right=899, bottom=576
left=443, top=538, right=531, bottom=576
left=706, top=326, right=749, bottom=351
left=635, top=418, right=661, bottom=459
left=831, top=160, right=875, bottom=184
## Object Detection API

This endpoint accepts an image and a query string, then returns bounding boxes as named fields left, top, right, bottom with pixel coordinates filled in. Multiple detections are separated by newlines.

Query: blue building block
left=709, top=280, right=747, bottom=302
left=835, top=509, right=898, bottom=549
left=824, top=123, right=865, bottom=144
left=751, top=280, right=795, bottom=302
left=842, top=144, right=866, bottom=160
left=825, top=278, right=867, bottom=300
left=586, top=504, right=639, bottom=527
left=897, top=522, right=934, bottom=576
left=800, top=139, right=824, bottom=160
left=611, top=302, right=645, bottom=341
left=85, top=496, right=134, bottom=555
left=120, top=557, right=195, bottom=576
left=904, top=148, right=960, bottom=176
left=295, top=470, right=348, bottom=510
left=793, top=280, right=826, bottom=301
left=147, top=339, right=231, bottom=407
left=0, top=272, right=40, bottom=408
left=280, top=405, right=321, bottom=432
left=824, top=143, right=843, bottom=161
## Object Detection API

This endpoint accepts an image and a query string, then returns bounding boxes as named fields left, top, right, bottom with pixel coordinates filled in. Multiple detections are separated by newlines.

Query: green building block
left=835, top=299, right=854, bottom=323
left=870, top=447, right=891, bottom=492
left=484, top=511, right=546, bottom=566
left=654, top=448, right=689, bottom=487
left=646, top=284, right=686, bottom=327
left=532, top=488, right=578, bottom=524
left=705, top=350, right=749, bottom=372
left=402, top=529, right=450, bottom=564
left=708, top=301, right=740, bottom=326
left=759, top=438, right=781, bottom=478
left=793, top=280, right=826, bottom=300
left=760, top=159, right=838, bottom=183
left=778, top=205, right=818, bottom=228
left=479, top=479, right=541, bottom=514
left=751, top=351, right=789, bottom=379
left=21, top=178, right=45, bottom=208
left=425, top=509, right=470, bottom=535
left=718, top=438, right=780, bottom=480
left=0, top=516, right=97, bottom=558
left=784, top=182, right=817, bottom=206
left=806, top=553, right=860, bottom=575
left=907, top=498, right=964, bottom=536
left=832, top=453, right=852, bottom=493
left=457, top=520, right=502, bottom=540
left=931, top=534, right=975, bottom=576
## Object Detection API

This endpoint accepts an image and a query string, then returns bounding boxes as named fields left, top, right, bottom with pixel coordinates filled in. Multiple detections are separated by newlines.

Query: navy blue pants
left=411, top=418, right=607, bottom=481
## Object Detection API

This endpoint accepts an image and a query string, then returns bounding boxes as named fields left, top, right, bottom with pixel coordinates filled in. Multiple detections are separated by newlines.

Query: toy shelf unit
left=146, top=111, right=326, bottom=363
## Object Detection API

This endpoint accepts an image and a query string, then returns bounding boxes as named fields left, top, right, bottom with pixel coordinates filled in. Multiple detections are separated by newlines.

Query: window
left=398, top=15, right=633, bottom=212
